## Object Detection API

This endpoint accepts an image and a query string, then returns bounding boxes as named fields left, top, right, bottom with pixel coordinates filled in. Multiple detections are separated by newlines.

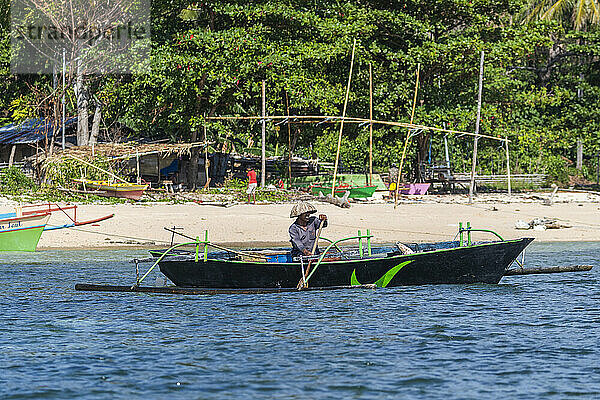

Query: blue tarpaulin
left=0, top=117, right=77, bottom=145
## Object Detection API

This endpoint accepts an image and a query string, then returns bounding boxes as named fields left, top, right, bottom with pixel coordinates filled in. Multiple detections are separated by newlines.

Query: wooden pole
left=332, top=38, right=357, bottom=196
left=394, top=63, right=420, bottom=208
left=136, top=150, right=140, bottom=184
left=369, top=63, right=373, bottom=186
left=297, top=222, right=325, bottom=289
left=66, top=154, right=129, bottom=184
left=261, top=80, right=266, bottom=188
left=285, top=91, right=292, bottom=187
left=444, top=126, right=450, bottom=168
left=469, top=50, right=485, bottom=205
left=204, top=115, right=508, bottom=142
left=596, top=153, right=600, bottom=185
left=505, top=138, right=511, bottom=196
left=8, top=145, right=16, bottom=167
left=204, top=123, right=209, bottom=188
left=576, top=138, right=583, bottom=170
left=62, top=48, right=66, bottom=151
left=157, top=153, right=161, bottom=185
left=504, top=264, right=593, bottom=276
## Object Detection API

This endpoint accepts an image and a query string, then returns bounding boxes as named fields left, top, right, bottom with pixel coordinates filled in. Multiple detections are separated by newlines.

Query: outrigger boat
left=309, top=183, right=377, bottom=199
left=0, top=203, right=114, bottom=251
left=0, top=211, right=50, bottom=251
left=75, top=223, right=593, bottom=294
left=74, top=179, right=148, bottom=200
left=132, top=224, right=542, bottom=289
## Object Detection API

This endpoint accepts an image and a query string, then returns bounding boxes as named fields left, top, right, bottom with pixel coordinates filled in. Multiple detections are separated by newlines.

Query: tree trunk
left=540, top=37, right=562, bottom=87
left=8, top=145, right=16, bottom=167
left=49, top=95, right=59, bottom=156
left=188, top=129, right=199, bottom=190
left=75, top=61, right=89, bottom=146
left=89, top=99, right=101, bottom=145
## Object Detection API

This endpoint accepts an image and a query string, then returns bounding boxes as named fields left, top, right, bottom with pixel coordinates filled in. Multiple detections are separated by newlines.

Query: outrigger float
left=75, top=223, right=593, bottom=295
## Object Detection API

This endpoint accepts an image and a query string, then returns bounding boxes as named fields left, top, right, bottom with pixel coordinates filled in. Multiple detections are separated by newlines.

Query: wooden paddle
left=297, top=220, right=325, bottom=290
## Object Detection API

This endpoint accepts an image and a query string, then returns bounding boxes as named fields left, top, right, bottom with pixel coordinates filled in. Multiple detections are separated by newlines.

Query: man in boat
left=246, top=167, right=257, bottom=204
left=289, top=202, right=327, bottom=258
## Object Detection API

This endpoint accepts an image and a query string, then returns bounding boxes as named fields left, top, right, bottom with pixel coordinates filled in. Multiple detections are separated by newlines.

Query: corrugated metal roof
left=0, top=117, right=77, bottom=145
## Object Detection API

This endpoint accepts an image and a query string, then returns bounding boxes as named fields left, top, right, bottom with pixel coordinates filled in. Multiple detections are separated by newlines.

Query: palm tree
left=522, top=0, right=600, bottom=31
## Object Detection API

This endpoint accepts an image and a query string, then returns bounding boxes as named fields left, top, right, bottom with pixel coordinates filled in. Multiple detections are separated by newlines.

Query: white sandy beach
left=7, top=191, right=596, bottom=249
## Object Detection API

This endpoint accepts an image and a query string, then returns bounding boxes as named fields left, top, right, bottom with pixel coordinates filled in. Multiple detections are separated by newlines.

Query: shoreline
left=13, top=191, right=597, bottom=250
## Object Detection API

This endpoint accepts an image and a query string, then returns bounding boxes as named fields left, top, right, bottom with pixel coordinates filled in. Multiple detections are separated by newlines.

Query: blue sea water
left=0, top=242, right=599, bottom=399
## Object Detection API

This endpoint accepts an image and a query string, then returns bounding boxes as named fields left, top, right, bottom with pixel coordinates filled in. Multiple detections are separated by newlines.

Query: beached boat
left=399, top=183, right=431, bottom=195
left=290, top=174, right=388, bottom=191
left=0, top=212, right=50, bottom=251
left=74, top=179, right=148, bottom=200
left=147, top=228, right=534, bottom=288
left=0, top=203, right=114, bottom=251
left=309, top=184, right=377, bottom=198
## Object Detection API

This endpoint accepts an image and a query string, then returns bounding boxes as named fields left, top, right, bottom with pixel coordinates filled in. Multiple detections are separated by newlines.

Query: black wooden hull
left=158, top=238, right=534, bottom=288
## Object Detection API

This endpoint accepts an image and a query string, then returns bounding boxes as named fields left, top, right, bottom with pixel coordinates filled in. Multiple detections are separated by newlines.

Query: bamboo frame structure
left=204, top=115, right=509, bottom=143
left=331, top=38, right=357, bottom=196
left=204, top=113, right=512, bottom=197
left=203, top=57, right=513, bottom=199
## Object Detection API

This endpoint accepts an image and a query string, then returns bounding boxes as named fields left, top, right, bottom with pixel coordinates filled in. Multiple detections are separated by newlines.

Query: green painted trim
left=374, top=261, right=413, bottom=287
left=351, top=260, right=413, bottom=287
left=462, top=228, right=504, bottom=242
left=350, top=269, right=360, bottom=286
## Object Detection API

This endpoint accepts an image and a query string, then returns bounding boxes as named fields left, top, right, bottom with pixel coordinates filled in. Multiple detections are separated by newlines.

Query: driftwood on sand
left=315, top=190, right=350, bottom=208
left=515, top=217, right=571, bottom=230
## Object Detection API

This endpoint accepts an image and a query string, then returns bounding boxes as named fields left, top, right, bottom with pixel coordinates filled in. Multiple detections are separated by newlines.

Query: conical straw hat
left=290, top=202, right=317, bottom=218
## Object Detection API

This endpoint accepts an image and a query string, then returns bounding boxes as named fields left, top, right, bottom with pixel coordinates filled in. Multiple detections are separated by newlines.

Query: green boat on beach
left=309, top=184, right=378, bottom=198
left=290, top=174, right=387, bottom=191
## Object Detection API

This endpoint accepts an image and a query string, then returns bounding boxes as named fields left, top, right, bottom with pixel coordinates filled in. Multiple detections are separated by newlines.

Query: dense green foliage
left=0, top=167, right=37, bottom=194
left=43, top=158, right=115, bottom=188
left=1, top=0, right=600, bottom=184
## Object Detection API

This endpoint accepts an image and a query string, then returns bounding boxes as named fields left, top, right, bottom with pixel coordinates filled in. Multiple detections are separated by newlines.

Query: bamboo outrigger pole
left=332, top=38, right=356, bottom=196
left=395, top=63, right=421, bottom=209
left=369, top=63, right=373, bottom=186
left=469, top=51, right=485, bottom=204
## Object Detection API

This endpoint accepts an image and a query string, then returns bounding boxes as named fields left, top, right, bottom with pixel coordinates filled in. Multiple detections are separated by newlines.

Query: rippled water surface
left=1, top=242, right=599, bottom=399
